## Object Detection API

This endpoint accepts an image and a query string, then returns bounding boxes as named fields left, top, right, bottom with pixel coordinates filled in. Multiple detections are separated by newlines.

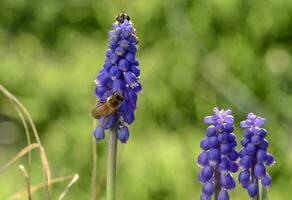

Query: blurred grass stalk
left=9, top=174, right=78, bottom=200
left=106, top=126, right=118, bottom=200
left=18, top=165, right=32, bottom=200
left=0, top=83, right=52, bottom=199
left=91, top=119, right=97, bottom=200
left=0, top=84, right=80, bottom=199
left=0, top=144, right=39, bottom=174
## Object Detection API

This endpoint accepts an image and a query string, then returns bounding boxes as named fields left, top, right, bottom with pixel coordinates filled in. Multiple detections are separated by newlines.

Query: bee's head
left=116, top=13, right=130, bottom=24
left=113, top=91, right=124, bottom=102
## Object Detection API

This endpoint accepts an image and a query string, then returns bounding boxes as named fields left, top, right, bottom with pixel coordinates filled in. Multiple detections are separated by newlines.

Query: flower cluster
left=238, top=113, right=275, bottom=197
left=93, top=14, right=141, bottom=143
left=198, top=107, right=239, bottom=200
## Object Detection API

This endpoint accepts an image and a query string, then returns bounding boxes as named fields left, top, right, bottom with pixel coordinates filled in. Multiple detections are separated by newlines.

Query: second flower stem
left=91, top=119, right=97, bottom=200
left=106, top=126, right=118, bottom=200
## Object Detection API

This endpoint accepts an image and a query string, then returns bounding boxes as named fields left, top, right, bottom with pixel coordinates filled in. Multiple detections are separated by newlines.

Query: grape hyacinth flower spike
left=238, top=113, right=275, bottom=199
left=91, top=13, right=141, bottom=200
left=92, top=13, right=141, bottom=143
left=198, top=107, right=239, bottom=200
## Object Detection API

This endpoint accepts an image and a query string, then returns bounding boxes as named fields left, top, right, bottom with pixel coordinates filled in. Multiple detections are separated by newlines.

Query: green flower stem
left=91, top=119, right=97, bottom=200
left=260, top=184, right=269, bottom=200
left=106, top=126, right=118, bottom=200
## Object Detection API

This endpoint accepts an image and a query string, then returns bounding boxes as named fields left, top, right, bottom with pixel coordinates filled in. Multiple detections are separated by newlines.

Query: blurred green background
left=0, top=0, right=291, bottom=199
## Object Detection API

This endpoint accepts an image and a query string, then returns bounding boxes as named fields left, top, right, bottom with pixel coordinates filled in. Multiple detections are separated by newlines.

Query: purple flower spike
left=238, top=113, right=275, bottom=197
left=198, top=107, right=238, bottom=199
left=93, top=14, right=141, bottom=143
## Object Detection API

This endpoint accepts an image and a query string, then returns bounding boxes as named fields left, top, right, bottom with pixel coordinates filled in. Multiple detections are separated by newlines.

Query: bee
left=116, top=13, right=130, bottom=24
left=91, top=92, right=124, bottom=119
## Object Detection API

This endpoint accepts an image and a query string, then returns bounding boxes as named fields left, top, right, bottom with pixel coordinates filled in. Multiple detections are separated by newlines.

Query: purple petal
left=204, top=116, right=213, bottom=124
left=123, top=109, right=135, bottom=124
left=99, top=114, right=117, bottom=129
left=118, top=126, right=130, bottom=143
left=93, top=126, right=105, bottom=141
left=255, top=117, right=266, bottom=126
left=94, top=86, right=107, bottom=98
left=124, top=71, right=138, bottom=89
left=118, top=59, right=130, bottom=72
left=113, top=79, right=125, bottom=92
left=125, top=52, right=135, bottom=63
left=109, top=66, right=122, bottom=80
left=213, top=107, right=220, bottom=114
left=133, top=82, right=142, bottom=93
left=240, top=121, right=249, bottom=128
left=130, top=65, right=140, bottom=76
left=247, top=113, right=256, bottom=120
left=124, top=89, right=137, bottom=106
left=224, top=115, right=234, bottom=124
left=115, top=46, right=125, bottom=57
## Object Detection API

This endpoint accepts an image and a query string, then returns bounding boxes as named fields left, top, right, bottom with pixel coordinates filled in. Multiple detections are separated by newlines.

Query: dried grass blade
left=57, top=174, right=79, bottom=200
left=18, top=165, right=32, bottom=200
left=0, top=84, right=52, bottom=198
left=8, top=175, right=76, bottom=200
left=0, top=143, right=39, bottom=174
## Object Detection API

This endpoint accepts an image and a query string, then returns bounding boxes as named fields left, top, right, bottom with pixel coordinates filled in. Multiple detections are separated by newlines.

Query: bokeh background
left=0, top=0, right=291, bottom=199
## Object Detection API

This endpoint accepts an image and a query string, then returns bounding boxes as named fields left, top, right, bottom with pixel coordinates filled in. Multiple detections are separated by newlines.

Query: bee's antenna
left=116, top=13, right=130, bottom=24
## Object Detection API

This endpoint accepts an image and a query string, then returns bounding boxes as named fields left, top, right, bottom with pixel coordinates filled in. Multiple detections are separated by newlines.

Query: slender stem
left=91, top=120, right=97, bottom=200
left=251, top=161, right=259, bottom=200
left=214, top=168, right=221, bottom=200
left=260, top=184, right=269, bottom=200
left=106, top=126, right=118, bottom=200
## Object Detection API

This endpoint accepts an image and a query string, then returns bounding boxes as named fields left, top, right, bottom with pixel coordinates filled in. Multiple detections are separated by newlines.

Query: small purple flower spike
left=238, top=113, right=275, bottom=198
left=93, top=14, right=141, bottom=143
left=198, top=107, right=239, bottom=199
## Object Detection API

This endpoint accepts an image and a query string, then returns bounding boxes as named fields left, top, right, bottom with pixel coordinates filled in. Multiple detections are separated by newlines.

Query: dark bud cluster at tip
left=238, top=113, right=275, bottom=198
left=116, top=13, right=131, bottom=24
left=93, top=14, right=141, bottom=143
left=198, top=107, right=239, bottom=200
